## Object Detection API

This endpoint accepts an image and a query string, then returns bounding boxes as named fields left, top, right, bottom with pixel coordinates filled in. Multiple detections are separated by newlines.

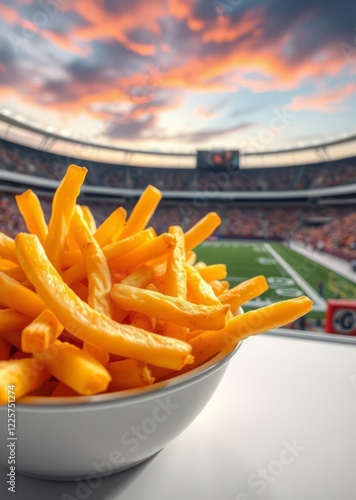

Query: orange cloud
left=168, top=0, right=195, bottom=19
left=0, top=4, right=19, bottom=23
left=187, top=18, right=204, bottom=32
left=288, top=83, right=356, bottom=112
left=202, top=8, right=264, bottom=43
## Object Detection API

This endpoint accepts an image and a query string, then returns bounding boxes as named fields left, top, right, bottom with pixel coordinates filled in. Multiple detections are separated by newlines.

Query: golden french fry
left=22, top=309, right=63, bottom=353
left=0, top=271, right=45, bottom=318
left=35, top=341, right=112, bottom=396
left=164, top=226, right=188, bottom=340
left=107, top=359, right=155, bottom=391
left=15, top=233, right=194, bottom=370
left=185, top=264, right=221, bottom=306
left=0, top=310, right=32, bottom=334
left=0, top=358, right=50, bottom=404
left=94, top=207, right=126, bottom=246
left=45, top=164, right=87, bottom=269
left=15, top=190, right=48, bottom=245
left=189, top=296, right=314, bottom=368
left=184, top=212, right=221, bottom=252
left=219, top=275, right=269, bottom=312
left=62, top=228, right=154, bottom=285
left=119, top=185, right=162, bottom=239
left=111, top=283, right=230, bottom=331
left=196, top=263, right=227, bottom=282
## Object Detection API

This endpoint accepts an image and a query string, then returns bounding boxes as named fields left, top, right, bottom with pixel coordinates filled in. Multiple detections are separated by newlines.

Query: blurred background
left=0, top=0, right=355, bottom=334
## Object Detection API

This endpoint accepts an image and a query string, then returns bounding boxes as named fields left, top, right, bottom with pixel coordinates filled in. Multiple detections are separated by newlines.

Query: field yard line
left=264, top=243, right=327, bottom=311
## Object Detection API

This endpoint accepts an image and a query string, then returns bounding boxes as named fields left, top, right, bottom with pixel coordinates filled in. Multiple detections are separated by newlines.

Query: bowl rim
left=10, top=342, right=243, bottom=411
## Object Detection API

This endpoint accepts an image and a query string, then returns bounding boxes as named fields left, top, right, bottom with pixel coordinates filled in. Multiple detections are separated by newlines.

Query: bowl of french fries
left=0, top=165, right=313, bottom=479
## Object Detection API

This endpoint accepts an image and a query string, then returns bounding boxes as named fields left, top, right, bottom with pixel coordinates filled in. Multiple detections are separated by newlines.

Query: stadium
left=2, top=1, right=356, bottom=497
left=1, top=111, right=355, bottom=333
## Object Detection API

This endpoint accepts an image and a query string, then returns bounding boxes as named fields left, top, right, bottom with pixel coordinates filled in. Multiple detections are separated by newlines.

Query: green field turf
left=195, top=240, right=356, bottom=322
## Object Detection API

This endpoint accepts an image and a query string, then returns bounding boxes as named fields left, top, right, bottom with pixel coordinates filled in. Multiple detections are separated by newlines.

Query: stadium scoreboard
left=196, top=150, right=240, bottom=170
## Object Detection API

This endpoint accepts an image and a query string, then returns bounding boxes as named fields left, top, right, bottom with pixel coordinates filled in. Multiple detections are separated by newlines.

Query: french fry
left=94, top=207, right=126, bottom=246
left=15, top=233, right=194, bottom=370
left=164, top=226, right=188, bottom=340
left=196, top=263, right=227, bottom=282
left=62, top=228, right=154, bottom=285
left=0, top=164, right=314, bottom=401
left=0, top=358, right=50, bottom=404
left=45, top=164, right=87, bottom=269
left=184, top=212, right=221, bottom=252
left=35, top=341, right=112, bottom=396
left=111, top=283, right=230, bottom=331
left=71, top=208, right=112, bottom=363
left=0, top=233, right=17, bottom=262
left=71, top=208, right=112, bottom=318
left=0, top=310, right=32, bottom=334
left=0, top=331, right=22, bottom=350
left=185, top=264, right=221, bottom=306
left=81, top=205, right=97, bottom=234
left=22, top=309, right=63, bottom=353
left=110, top=232, right=176, bottom=273
left=15, top=190, right=48, bottom=245
left=120, top=265, right=154, bottom=288
left=0, top=264, right=27, bottom=283
left=219, top=276, right=269, bottom=312
left=119, top=185, right=162, bottom=239
left=189, top=296, right=314, bottom=369
left=107, top=359, right=155, bottom=391
left=0, top=271, right=45, bottom=318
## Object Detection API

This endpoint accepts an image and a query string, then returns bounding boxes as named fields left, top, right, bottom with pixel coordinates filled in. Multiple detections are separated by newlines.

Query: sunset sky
left=0, top=0, right=355, bottom=153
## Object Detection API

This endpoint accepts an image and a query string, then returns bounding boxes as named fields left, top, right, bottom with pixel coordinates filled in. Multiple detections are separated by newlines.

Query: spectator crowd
left=0, top=137, right=355, bottom=263
left=1, top=138, right=355, bottom=192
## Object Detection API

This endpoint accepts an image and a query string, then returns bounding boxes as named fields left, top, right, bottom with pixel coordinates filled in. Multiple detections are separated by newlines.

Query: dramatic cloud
left=0, top=0, right=355, bottom=149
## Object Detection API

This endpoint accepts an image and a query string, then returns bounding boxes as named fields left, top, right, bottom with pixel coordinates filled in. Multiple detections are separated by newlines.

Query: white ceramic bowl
left=0, top=343, right=241, bottom=480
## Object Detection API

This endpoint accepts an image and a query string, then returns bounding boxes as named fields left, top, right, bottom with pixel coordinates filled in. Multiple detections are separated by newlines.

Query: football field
left=195, top=240, right=356, bottom=321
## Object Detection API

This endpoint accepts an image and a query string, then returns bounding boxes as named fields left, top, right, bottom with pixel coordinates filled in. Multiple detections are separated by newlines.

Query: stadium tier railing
left=1, top=168, right=356, bottom=201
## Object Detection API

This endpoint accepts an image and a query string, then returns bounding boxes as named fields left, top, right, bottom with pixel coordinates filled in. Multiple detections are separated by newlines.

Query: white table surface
left=1, top=334, right=356, bottom=500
